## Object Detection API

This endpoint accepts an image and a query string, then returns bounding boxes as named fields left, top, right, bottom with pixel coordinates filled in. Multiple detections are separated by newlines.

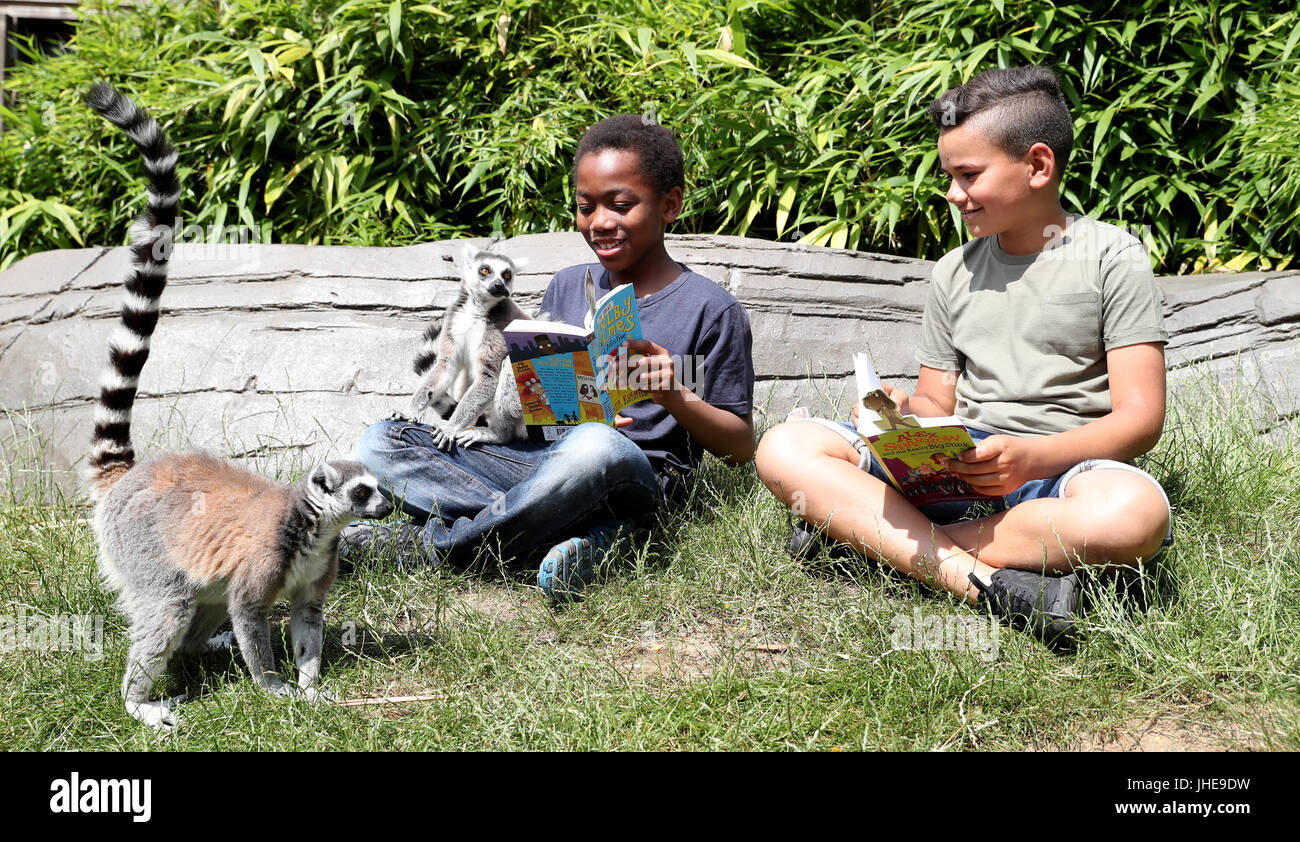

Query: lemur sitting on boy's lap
left=393, top=245, right=529, bottom=449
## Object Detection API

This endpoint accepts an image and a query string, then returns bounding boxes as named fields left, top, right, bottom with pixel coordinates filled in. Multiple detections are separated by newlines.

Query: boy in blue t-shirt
left=756, top=66, right=1173, bottom=647
left=344, top=115, right=756, bottom=600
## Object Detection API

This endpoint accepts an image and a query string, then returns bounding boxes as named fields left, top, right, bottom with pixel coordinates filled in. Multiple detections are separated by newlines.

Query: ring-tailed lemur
left=84, top=83, right=393, bottom=730
left=397, top=260, right=602, bottom=450
left=394, top=244, right=530, bottom=449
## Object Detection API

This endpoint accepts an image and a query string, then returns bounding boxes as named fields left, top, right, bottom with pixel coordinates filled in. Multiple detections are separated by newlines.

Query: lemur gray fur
left=393, top=245, right=530, bottom=449
left=84, top=83, right=393, bottom=730
left=397, top=260, right=602, bottom=451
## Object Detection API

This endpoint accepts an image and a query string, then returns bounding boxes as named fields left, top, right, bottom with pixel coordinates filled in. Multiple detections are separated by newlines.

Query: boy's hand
left=946, top=435, right=1044, bottom=495
left=624, top=339, right=681, bottom=403
left=851, top=382, right=910, bottom=425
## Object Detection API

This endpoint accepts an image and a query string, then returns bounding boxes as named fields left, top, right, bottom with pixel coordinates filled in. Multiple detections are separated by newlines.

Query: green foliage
left=0, top=0, right=1297, bottom=272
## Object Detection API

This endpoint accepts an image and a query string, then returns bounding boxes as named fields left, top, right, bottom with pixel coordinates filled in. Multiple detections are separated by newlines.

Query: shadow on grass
left=161, top=618, right=446, bottom=703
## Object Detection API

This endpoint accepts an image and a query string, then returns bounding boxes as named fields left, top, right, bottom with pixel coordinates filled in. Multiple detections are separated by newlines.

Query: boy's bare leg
left=756, top=421, right=994, bottom=606
left=758, top=422, right=1170, bottom=593
left=944, top=470, right=1170, bottom=573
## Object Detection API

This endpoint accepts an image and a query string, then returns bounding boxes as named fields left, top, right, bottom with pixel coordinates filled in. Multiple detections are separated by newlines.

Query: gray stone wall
left=1, top=232, right=1297, bottom=493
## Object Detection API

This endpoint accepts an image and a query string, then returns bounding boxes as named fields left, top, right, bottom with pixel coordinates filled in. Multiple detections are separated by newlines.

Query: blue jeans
left=353, top=420, right=663, bottom=566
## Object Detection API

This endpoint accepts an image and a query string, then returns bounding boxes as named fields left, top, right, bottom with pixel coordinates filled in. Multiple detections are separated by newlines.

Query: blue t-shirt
left=539, top=263, right=755, bottom=489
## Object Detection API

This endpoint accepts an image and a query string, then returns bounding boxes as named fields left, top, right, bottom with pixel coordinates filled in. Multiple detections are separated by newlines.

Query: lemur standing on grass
left=84, top=83, right=392, bottom=730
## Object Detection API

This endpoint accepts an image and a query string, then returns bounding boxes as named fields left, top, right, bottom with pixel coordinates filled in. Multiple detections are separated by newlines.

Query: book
left=852, top=351, right=1000, bottom=507
left=503, top=275, right=652, bottom=442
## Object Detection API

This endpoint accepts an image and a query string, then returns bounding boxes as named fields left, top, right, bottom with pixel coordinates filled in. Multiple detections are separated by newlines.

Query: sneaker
left=969, top=569, right=1082, bottom=648
left=786, top=520, right=832, bottom=560
left=337, top=520, right=436, bottom=572
left=537, top=521, right=632, bottom=602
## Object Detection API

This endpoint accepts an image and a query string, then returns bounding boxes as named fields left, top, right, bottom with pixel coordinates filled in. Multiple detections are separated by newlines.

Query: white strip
left=133, top=261, right=167, bottom=280
left=108, top=324, right=150, bottom=356
left=102, top=99, right=134, bottom=125
left=91, top=441, right=130, bottom=459
left=125, top=122, right=158, bottom=147
left=129, top=220, right=166, bottom=246
left=93, top=406, right=132, bottom=427
left=143, top=150, right=178, bottom=175
left=98, top=368, right=139, bottom=392
left=146, top=189, right=181, bottom=208
left=120, top=291, right=160, bottom=313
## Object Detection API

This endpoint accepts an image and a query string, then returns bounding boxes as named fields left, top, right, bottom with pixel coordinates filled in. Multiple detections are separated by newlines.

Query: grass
left=0, top=372, right=1297, bottom=751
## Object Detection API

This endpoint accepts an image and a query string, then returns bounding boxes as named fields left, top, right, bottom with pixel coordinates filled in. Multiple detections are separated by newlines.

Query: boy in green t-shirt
left=756, top=65, right=1172, bottom=647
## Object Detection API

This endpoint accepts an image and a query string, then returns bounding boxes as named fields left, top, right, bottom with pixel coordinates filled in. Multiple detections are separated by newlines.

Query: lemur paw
left=428, top=423, right=457, bottom=451
left=300, top=686, right=336, bottom=704
left=785, top=405, right=811, bottom=422
left=128, top=694, right=186, bottom=730
left=453, top=427, right=491, bottom=448
left=386, top=410, right=412, bottom=423
left=202, top=630, right=236, bottom=652
left=261, top=676, right=297, bottom=696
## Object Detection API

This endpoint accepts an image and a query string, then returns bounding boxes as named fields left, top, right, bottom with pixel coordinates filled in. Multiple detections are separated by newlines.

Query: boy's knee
left=1069, top=472, right=1170, bottom=562
left=756, top=420, right=851, bottom=481
left=756, top=421, right=804, bottom=474
left=353, top=420, right=402, bottom=472
left=560, top=423, right=655, bottom=487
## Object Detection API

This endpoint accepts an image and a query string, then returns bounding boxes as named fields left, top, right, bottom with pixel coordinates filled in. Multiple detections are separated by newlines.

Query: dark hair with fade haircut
left=571, top=114, right=686, bottom=196
left=927, top=65, right=1074, bottom=176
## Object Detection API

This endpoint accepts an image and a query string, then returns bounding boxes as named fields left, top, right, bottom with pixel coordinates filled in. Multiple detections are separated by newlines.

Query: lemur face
left=462, top=246, right=518, bottom=303
left=309, top=461, right=394, bottom=522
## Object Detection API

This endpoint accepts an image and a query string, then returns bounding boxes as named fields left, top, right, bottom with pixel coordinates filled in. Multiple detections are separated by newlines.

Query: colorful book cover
left=504, top=282, right=651, bottom=442
left=853, top=352, right=1000, bottom=508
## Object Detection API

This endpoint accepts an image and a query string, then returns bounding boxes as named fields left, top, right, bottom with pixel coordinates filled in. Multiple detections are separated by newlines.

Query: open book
left=504, top=276, right=652, bottom=442
left=853, top=352, right=1000, bottom=507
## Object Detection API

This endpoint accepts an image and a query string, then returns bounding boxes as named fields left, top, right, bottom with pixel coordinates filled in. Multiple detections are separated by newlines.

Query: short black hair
left=571, top=114, right=685, bottom=195
left=927, top=66, right=1074, bottom=175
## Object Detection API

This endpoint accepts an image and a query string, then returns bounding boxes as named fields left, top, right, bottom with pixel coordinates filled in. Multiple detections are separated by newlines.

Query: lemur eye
left=503, top=270, right=511, bottom=280
left=353, top=487, right=371, bottom=502
left=479, top=266, right=490, bottom=275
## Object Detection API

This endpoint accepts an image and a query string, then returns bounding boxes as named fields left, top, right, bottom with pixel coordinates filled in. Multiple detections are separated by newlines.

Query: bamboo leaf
left=264, top=113, right=281, bottom=150
left=775, top=180, right=796, bottom=237
left=388, top=0, right=402, bottom=45
left=695, top=48, right=758, bottom=71
left=246, top=46, right=266, bottom=81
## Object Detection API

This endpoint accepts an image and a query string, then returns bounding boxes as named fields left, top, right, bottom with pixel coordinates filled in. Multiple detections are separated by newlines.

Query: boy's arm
left=625, top=338, right=755, bottom=465
left=907, top=365, right=959, bottom=417
left=948, top=342, right=1166, bottom=494
left=855, top=365, right=958, bottom=425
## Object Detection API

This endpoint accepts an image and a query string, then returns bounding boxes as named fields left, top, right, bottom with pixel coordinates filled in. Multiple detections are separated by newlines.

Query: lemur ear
left=510, top=255, right=529, bottom=272
left=461, top=241, right=481, bottom=267
left=310, top=463, right=341, bottom=493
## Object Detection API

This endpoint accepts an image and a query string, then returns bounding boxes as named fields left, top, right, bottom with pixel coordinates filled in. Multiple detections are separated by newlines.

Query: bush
left=0, top=0, right=1296, bottom=272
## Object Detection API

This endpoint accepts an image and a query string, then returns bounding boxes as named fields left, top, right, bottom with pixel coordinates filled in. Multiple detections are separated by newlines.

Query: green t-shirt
left=916, top=215, right=1169, bottom=437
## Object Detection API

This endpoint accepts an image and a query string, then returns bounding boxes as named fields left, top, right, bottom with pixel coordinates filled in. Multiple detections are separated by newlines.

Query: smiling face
left=937, top=119, right=1036, bottom=240
left=574, top=148, right=682, bottom=280
left=937, top=117, right=1062, bottom=253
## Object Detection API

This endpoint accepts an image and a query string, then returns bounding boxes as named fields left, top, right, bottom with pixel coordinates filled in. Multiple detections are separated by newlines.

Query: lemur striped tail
left=413, top=322, right=441, bottom=375
left=85, top=83, right=180, bottom=497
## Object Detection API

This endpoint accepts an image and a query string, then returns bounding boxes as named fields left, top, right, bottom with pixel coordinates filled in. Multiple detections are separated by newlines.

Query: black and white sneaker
left=786, top=520, right=846, bottom=560
left=337, top=520, right=437, bottom=572
left=969, top=569, right=1082, bottom=648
